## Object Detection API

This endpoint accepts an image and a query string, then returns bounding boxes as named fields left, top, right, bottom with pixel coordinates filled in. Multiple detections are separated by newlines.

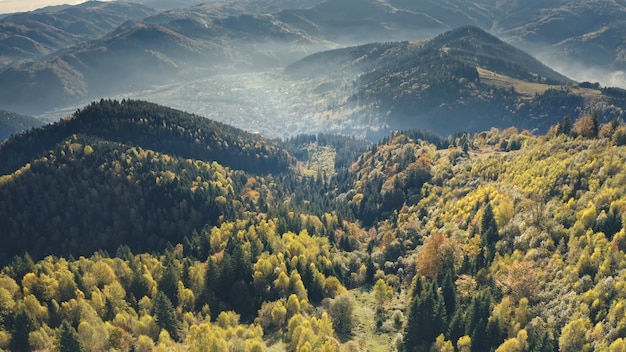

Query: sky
left=0, top=0, right=90, bottom=14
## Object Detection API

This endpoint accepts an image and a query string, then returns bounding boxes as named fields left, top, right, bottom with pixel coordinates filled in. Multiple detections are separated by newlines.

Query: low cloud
left=535, top=52, right=626, bottom=89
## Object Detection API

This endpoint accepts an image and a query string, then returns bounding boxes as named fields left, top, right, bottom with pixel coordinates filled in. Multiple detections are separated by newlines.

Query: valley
left=36, top=69, right=360, bottom=138
left=31, top=26, right=626, bottom=142
left=112, top=70, right=358, bottom=138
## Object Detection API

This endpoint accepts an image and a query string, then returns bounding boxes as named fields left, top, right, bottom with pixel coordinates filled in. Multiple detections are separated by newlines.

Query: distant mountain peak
left=438, top=24, right=496, bottom=38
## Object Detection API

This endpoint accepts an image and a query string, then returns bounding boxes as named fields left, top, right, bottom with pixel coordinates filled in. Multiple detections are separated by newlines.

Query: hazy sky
left=0, top=0, right=90, bottom=14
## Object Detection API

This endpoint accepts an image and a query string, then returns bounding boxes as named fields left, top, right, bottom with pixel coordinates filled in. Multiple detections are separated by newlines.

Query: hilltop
left=0, top=99, right=292, bottom=176
left=0, top=99, right=301, bottom=263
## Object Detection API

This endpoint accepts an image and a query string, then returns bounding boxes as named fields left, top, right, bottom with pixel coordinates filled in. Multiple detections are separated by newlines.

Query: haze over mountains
left=2, top=0, right=626, bottom=139
left=0, top=109, right=44, bottom=141
left=491, top=0, right=626, bottom=82
left=0, top=1, right=157, bottom=68
left=6, top=2, right=626, bottom=351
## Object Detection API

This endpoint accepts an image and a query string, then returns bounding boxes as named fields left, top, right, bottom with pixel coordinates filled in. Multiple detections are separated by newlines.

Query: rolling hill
left=0, top=99, right=298, bottom=263
left=286, top=26, right=572, bottom=83
left=0, top=99, right=292, bottom=176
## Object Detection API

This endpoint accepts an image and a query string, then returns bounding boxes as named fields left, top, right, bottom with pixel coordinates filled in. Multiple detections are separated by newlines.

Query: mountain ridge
left=284, top=25, right=626, bottom=136
left=0, top=1, right=157, bottom=69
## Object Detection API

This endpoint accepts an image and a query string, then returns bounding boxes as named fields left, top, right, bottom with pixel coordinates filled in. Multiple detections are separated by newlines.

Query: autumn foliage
left=1, top=101, right=626, bottom=351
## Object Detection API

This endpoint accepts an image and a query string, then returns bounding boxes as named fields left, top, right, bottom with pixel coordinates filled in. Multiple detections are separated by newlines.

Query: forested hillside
left=0, top=99, right=303, bottom=263
left=3, top=101, right=626, bottom=351
left=285, top=26, right=626, bottom=136
left=0, top=99, right=292, bottom=176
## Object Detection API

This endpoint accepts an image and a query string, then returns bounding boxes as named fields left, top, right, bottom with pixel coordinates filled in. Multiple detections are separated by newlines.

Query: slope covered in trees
left=284, top=26, right=626, bottom=137
left=0, top=99, right=292, bottom=176
left=0, top=99, right=305, bottom=263
left=3, top=101, right=626, bottom=351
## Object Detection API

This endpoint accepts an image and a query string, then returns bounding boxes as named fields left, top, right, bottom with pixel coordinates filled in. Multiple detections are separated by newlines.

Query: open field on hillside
left=477, top=67, right=558, bottom=96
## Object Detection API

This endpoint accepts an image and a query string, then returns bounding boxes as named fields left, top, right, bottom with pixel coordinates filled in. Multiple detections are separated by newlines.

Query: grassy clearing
left=478, top=66, right=607, bottom=107
left=477, top=67, right=559, bottom=96
left=347, top=286, right=408, bottom=351
left=264, top=286, right=409, bottom=351
left=267, top=340, right=288, bottom=351
left=298, top=143, right=336, bottom=178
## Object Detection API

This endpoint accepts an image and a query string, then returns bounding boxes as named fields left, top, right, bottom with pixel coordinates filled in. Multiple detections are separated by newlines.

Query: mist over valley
left=3, top=0, right=626, bottom=141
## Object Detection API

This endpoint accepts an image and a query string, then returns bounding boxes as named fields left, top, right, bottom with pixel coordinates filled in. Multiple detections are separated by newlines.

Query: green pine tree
left=154, top=291, right=181, bottom=341
left=11, top=309, right=38, bottom=352
left=404, top=277, right=447, bottom=352
left=481, top=204, right=498, bottom=263
left=59, top=320, right=85, bottom=352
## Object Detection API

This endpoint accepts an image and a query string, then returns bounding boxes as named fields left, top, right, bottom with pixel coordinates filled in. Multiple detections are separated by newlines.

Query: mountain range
left=0, top=1, right=157, bottom=69
left=2, top=0, right=626, bottom=137
left=0, top=2, right=333, bottom=114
